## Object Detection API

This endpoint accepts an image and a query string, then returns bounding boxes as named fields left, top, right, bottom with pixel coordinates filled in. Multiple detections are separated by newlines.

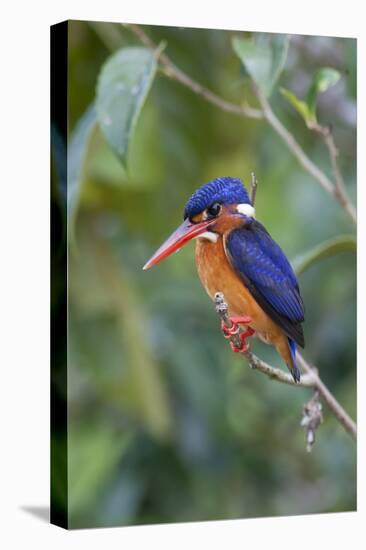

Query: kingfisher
left=143, top=177, right=305, bottom=382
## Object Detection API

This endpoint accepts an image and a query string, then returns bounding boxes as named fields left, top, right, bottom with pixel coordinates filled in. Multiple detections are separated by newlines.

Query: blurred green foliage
left=55, top=21, right=356, bottom=528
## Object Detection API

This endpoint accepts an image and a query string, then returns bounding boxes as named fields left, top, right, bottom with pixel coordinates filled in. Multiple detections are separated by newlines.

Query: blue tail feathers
left=288, top=338, right=301, bottom=383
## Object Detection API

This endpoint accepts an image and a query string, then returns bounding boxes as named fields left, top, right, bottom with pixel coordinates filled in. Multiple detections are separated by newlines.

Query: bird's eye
left=205, top=202, right=221, bottom=219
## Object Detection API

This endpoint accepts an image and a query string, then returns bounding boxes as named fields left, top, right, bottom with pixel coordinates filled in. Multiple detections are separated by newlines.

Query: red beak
left=143, top=218, right=214, bottom=270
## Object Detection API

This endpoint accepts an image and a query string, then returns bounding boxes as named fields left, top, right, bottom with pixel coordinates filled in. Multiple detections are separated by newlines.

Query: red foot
left=221, top=316, right=254, bottom=352
left=230, top=328, right=255, bottom=353
left=221, top=316, right=252, bottom=338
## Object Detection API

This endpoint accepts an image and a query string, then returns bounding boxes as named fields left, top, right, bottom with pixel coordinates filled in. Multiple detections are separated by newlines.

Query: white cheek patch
left=196, top=231, right=219, bottom=243
left=236, top=203, right=256, bottom=218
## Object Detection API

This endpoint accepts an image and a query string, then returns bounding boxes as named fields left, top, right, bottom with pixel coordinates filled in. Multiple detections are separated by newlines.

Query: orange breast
left=195, top=236, right=291, bottom=360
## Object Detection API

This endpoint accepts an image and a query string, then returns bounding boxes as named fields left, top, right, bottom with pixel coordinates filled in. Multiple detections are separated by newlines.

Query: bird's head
left=143, top=177, right=255, bottom=270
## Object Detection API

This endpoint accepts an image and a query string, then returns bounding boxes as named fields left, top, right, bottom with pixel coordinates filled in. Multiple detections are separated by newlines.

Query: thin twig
left=253, top=85, right=357, bottom=225
left=250, top=172, right=258, bottom=206
left=214, top=292, right=356, bottom=442
left=123, top=23, right=263, bottom=120
left=308, top=121, right=357, bottom=223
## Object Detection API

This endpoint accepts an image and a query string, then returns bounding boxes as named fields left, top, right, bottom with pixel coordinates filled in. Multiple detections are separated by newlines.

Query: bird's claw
left=230, top=328, right=255, bottom=353
left=221, top=319, right=240, bottom=338
left=230, top=340, right=249, bottom=353
left=221, top=316, right=252, bottom=338
left=221, top=316, right=254, bottom=352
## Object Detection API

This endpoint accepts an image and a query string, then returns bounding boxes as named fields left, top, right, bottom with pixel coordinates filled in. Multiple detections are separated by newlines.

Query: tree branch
left=215, top=292, right=314, bottom=388
left=214, top=292, right=356, bottom=443
left=253, top=86, right=356, bottom=225
left=296, top=353, right=357, bottom=440
left=308, top=120, right=357, bottom=224
left=123, top=23, right=263, bottom=120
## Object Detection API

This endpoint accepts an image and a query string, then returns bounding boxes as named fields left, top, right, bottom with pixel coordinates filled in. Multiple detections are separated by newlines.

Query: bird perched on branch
left=143, top=177, right=305, bottom=382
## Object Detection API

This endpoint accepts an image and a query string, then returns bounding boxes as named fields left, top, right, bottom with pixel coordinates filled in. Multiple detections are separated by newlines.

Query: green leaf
left=271, top=35, right=290, bottom=91
left=96, top=46, right=158, bottom=166
left=68, top=103, right=97, bottom=222
left=280, top=87, right=313, bottom=125
left=281, top=67, right=341, bottom=125
left=292, top=235, right=356, bottom=276
left=88, top=101, right=165, bottom=190
left=306, top=67, right=341, bottom=120
left=232, top=34, right=289, bottom=97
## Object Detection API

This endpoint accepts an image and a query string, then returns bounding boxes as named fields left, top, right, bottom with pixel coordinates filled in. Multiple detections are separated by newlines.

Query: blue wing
left=225, top=220, right=305, bottom=347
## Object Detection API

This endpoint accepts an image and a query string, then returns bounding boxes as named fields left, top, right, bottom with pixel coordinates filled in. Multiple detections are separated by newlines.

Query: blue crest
left=183, top=177, right=251, bottom=219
